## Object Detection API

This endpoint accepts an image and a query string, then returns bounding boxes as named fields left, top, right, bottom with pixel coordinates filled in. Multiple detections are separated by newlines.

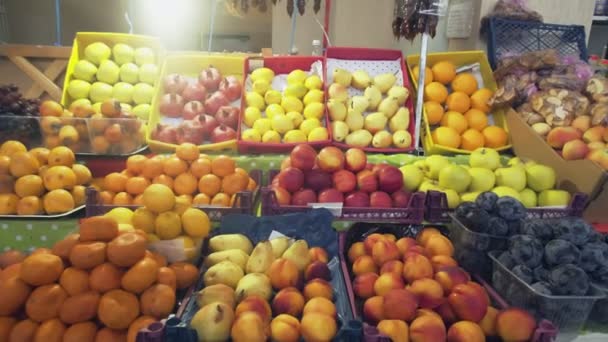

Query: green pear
left=419, top=179, right=442, bottom=192
left=389, top=107, right=410, bottom=133
left=373, top=73, right=397, bottom=93
left=378, top=97, right=400, bottom=118
left=425, top=155, right=450, bottom=180
left=439, top=165, right=472, bottom=193
left=303, top=89, right=324, bottom=105
left=392, top=130, right=412, bottom=148
left=133, top=104, right=151, bottom=120
left=282, top=240, right=310, bottom=272
left=119, top=63, right=139, bottom=84
left=209, top=234, right=253, bottom=254
left=519, top=188, right=538, bottom=208
left=349, top=96, right=370, bottom=113
left=460, top=192, right=482, bottom=203
left=332, top=68, right=352, bottom=87
left=67, top=80, right=91, bottom=100
left=132, top=83, right=155, bottom=105
left=246, top=92, right=266, bottom=111
left=89, top=82, right=113, bottom=103
left=332, top=121, right=350, bottom=142
left=351, top=70, right=371, bottom=89
left=264, top=90, right=282, bottom=105
left=73, top=60, right=98, bottom=82
left=399, top=164, right=424, bottom=191
left=372, top=131, right=392, bottom=148
left=245, top=241, right=275, bottom=274
left=204, top=249, right=250, bottom=270
left=468, top=167, right=496, bottom=192
left=84, top=42, right=111, bottom=65
left=190, top=302, right=234, bottom=342
left=364, top=112, right=388, bottom=134
left=328, top=99, right=347, bottom=121
left=287, top=69, right=307, bottom=84
left=284, top=83, right=307, bottom=99
left=495, top=166, right=527, bottom=192
left=134, top=47, right=155, bottom=66
left=345, top=129, right=373, bottom=148
left=469, top=148, right=502, bottom=170
left=492, top=186, right=522, bottom=201
left=235, top=273, right=272, bottom=302
left=251, top=67, right=275, bottom=83
left=364, top=85, right=382, bottom=110
left=388, top=86, right=410, bottom=105
left=112, top=82, right=134, bottom=103
left=112, top=43, right=135, bottom=65
left=328, top=83, right=349, bottom=102
left=269, top=237, right=290, bottom=258
left=538, top=190, right=570, bottom=207
left=345, top=109, right=364, bottom=131
left=444, top=189, right=461, bottom=209
left=525, top=164, right=556, bottom=192
left=138, top=63, right=158, bottom=85
left=196, top=284, right=236, bottom=309
left=96, top=60, right=120, bottom=84
left=204, top=261, right=245, bottom=289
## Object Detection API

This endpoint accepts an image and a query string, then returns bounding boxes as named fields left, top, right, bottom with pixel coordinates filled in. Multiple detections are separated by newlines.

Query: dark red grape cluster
left=0, top=84, right=42, bottom=146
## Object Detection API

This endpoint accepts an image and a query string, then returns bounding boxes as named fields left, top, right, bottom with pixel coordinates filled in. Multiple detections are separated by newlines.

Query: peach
left=380, top=260, right=404, bottom=277
left=587, top=148, right=608, bottom=169
left=447, top=321, right=485, bottom=342
left=231, top=311, right=268, bottom=342
left=352, top=255, right=378, bottom=276
left=434, top=266, right=471, bottom=293
left=267, top=258, right=301, bottom=290
left=408, top=278, right=444, bottom=309
left=479, top=306, right=499, bottom=337
left=303, top=297, right=336, bottom=317
left=356, top=170, right=378, bottom=193
left=572, top=115, right=592, bottom=132
left=373, top=273, right=404, bottom=296
left=402, top=253, right=433, bottom=284
left=496, top=308, right=537, bottom=342
left=404, top=246, right=429, bottom=257
left=353, top=273, right=379, bottom=299
left=308, top=247, right=329, bottom=264
left=583, top=126, right=605, bottom=143
left=377, top=320, right=409, bottom=342
left=363, top=296, right=385, bottom=325
left=423, top=234, right=454, bottom=257
left=344, top=191, right=370, bottom=207
left=281, top=157, right=291, bottom=171
left=430, top=255, right=458, bottom=272
left=235, top=295, right=272, bottom=324
left=372, top=240, right=400, bottom=266
left=271, top=314, right=301, bottom=342
left=272, top=287, right=305, bottom=317
left=417, top=227, right=442, bottom=245
left=305, top=261, right=331, bottom=282
left=317, top=188, right=344, bottom=203
left=333, top=170, right=357, bottom=193
left=383, top=289, right=418, bottom=321
left=290, top=144, right=317, bottom=171
left=304, top=169, right=332, bottom=192
left=303, top=278, right=333, bottom=301
left=383, top=234, right=397, bottom=242
left=562, top=139, right=589, bottom=160
left=277, top=167, right=305, bottom=193
left=273, top=187, right=291, bottom=206
left=415, top=308, right=442, bottom=321
left=395, top=237, right=417, bottom=256
left=409, top=314, right=447, bottom=342
left=363, top=233, right=386, bottom=254
left=291, top=189, right=317, bottom=206
left=301, top=313, right=337, bottom=342
left=345, top=148, right=367, bottom=173
left=317, top=146, right=345, bottom=173
left=588, top=141, right=606, bottom=151
left=347, top=242, right=366, bottom=263
left=435, top=301, right=458, bottom=324
left=370, top=192, right=393, bottom=208
left=546, top=126, right=582, bottom=148
left=468, top=281, right=490, bottom=305
left=448, top=282, right=489, bottom=322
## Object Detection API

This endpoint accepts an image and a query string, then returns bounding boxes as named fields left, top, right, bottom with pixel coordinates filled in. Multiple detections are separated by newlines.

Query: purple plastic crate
left=425, top=190, right=588, bottom=223
left=85, top=169, right=262, bottom=220
left=262, top=170, right=426, bottom=223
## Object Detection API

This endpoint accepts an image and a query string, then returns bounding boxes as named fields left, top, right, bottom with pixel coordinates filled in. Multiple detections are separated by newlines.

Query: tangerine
left=0, top=155, right=10, bottom=175
left=198, top=174, right=221, bottom=197
left=98, top=191, right=115, bottom=205
left=8, top=319, right=39, bottom=342
left=125, top=177, right=150, bottom=195
left=440, top=111, right=468, bottom=134
left=63, top=321, right=97, bottom=342
left=25, top=284, right=68, bottom=322
left=95, top=328, right=127, bottom=342
left=97, top=290, right=140, bottom=330
left=470, top=88, right=494, bottom=113
left=189, top=158, right=212, bottom=178
left=71, top=185, right=87, bottom=206
left=0, top=193, right=18, bottom=215
left=424, top=82, right=449, bottom=104
left=0, top=276, right=31, bottom=315
left=126, top=155, right=147, bottom=175
left=152, top=174, right=174, bottom=189
left=43, top=165, right=77, bottom=190
left=20, top=253, right=64, bottom=286
left=221, top=172, right=249, bottom=196
left=79, top=216, right=119, bottom=242
left=424, top=101, right=445, bottom=125
left=132, top=194, right=144, bottom=205
left=162, top=156, right=188, bottom=177
left=17, top=196, right=44, bottom=215
left=482, top=126, right=508, bottom=148
left=157, top=267, right=177, bottom=290
left=47, top=146, right=75, bottom=167
left=0, top=250, right=25, bottom=268
left=460, top=129, right=486, bottom=151
left=30, top=147, right=50, bottom=165
left=211, top=193, right=231, bottom=207
left=9, top=152, right=39, bottom=177
left=140, top=284, right=176, bottom=318
left=0, top=141, right=27, bottom=157
left=148, top=252, right=167, bottom=268
left=59, top=267, right=90, bottom=296
left=107, top=232, right=147, bottom=267
left=412, top=66, right=434, bottom=86
left=51, top=233, right=79, bottom=260
left=33, top=318, right=65, bottom=342
left=121, top=257, right=159, bottom=294
left=176, top=143, right=200, bottom=162
left=69, top=242, right=106, bottom=270
left=169, top=262, right=198, bottom=289
left=174, top=173, right=198, bottom=196
left=112, top=192, right=133, bottom=206
left=58, top=291, right=100, bottom=324
left=103, top=172, right=128, bottom=193
left=211, top=155, right=236, bottom=177
left=464, top=109, right=489, bottom=131
left=72, top=164, right=92, bottom=185
left=89, top=263, right=123, bottom=293
left=431, top=61, right=457, bottom=85
left=141, top=156, right=164, bottom=179
left=91, top=136, right=110, bottom=154
left=431, top=126, right=461, bottom=149
left=452, top=73, right=478, bottom=96
left=0, top=316, right=17, bottom=342
left=445, top=91, right=471, bottom=114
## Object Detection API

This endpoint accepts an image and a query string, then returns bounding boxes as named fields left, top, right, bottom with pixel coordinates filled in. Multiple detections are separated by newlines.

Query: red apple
left=318, top=189, right=344, bottom=203
left=163, top=73, right=188, bottom=94
left=291, top=144, right=318, bottom=171
left=344, top=191, right=370, bottom=207
left=176, top=120, right=205, bottom=145
left=210, top=124, right=236, bottom=143
left=219, top=76, right=242, bottom=102
left=305, top=169, right=333, bottom=192
left=215, top=106, right=239, bottom=129
left=182, top=83, right=207, bottom=102
left=356, top=170, right=378, bottom=193
left=151, top=124, right=178, bottom=144
left=332, top=170, right=357, bottom=193
left=273, top=187, right=291, bottom=205
left=195, top=114, right=219, bottom=135
left=277, top=167, right=305, bottom=193
left=291, top=189, right=317, bottom=206
left=183, top=101, right=205, bottom=120
left=317, top=146, right=345, bottom=173
left=199, top=66, right=222, bottom=91
left=159, top=93, right=184, bottom=117
left=391, top=190, right=411, bottom=208
left=345, top=148, right=367, bottom=172
left=204, top=92, right=230, bottom=115
left=378, top=166, right=403, bottom=193
left=370, top=191, right=392, bottom=208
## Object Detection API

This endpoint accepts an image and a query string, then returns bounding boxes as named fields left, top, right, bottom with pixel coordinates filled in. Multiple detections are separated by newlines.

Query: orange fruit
left=0, top=250, right=25, bottom=268
left=63, top=321, right=98, bottom=342
left=127, top=316, right=156, bottom=342
left=0, top=140, right=27, bottom=157
left=464, top=109, right=489, bottom=131
left=174, top=173, right=198, bottom=196
left=99, top=191, right=115, bottom=205
left=148, top=252, right=167, bottom=268
left=451, top=73, right=478, bottom=96
left=47, top=146, right=75, bottom=167
left=89, top=263, right=123, bottom=293
left=169, top=262, right=198, bottom=289
left=126, top=155, right=147, bottom=175
left=190, top=158, right=212, bottom=178
left=72, top=164, right=92, bottom=185
left=482, top=126, right=508, bottom=148
left=30, top=147, right=50, bottom=165
left=43, top=165, right=77, bottom=190
left=9, top=319, right=39, bottom=342
left=20, top=253, right=64, bottom=286
left=211, top=155, right=236, bottom=177
left=9, top=152, right=40, bottom=177
left=0, top=175, right=15, bottom=194
left=31, top=248, right=52, bottom=256
left=133, top=194, right=144, bottom=205
left=95, top=328, right=127, bottom=342
left=25, top=284, right=68, bottom=322
left=91, top=136, right=110, bottom=154
left=152, top=174, right=174, bottom=189
left=0, top=316, right=17, bottom=342
left=69, top=242, right=106, bottom=270
left=424, top=82, right=448, bottom=104
left=17, top=196, right=44, bottom=215
left=0, top=193, right=19, bottom=215
left=221, top=172, right=249, bottom=196
left=104, top=172, right=128, bottom=193
left=15, top=175, right=44, bottom=197
left=140, top=284, right=176, bottom=319
left=72, top=185, right=86, bottom=206
left=470, top=88, right=494, bottom=113
left=192, top=193, right=211, bottom=206
left=33, top=318, right=65, bottom=342
left=157, top=267, right=177, bottom=290
left=43, top=189, right=75, bottom=214
left=58, top=291, right=100, bottom=324
left=445, top=91, right=471, bottom=113
left=431, top=61, right=456, bottom=85
left=0, top=155, right=10, bottom=175
left=125, top=177, right=150, bottom=195
left=176, top=143, right=200, bottom=162
left=112, top=192, right=133, bottom=206
left=198, top=174, right=221, bottom=197
left=121, top=257, right=158, bottom=294
left=211, top=193, right=231, bottom=207
left=0, top=276, right=31, bottom=315
left=412, top=66, right=433, bottom=86
left=44, top=135, right=61, bottom=149
left=141, top=156, right=165, bottom=179
left=59, top=267, right=90, bottom=296
left=424, top=101, right=445, bottom=125
left=80, top=216, right=119, bottom=242
left=107, top=233, right=147, bottom=267
left=51, top=233, right=79, bottom=261
left=431, top=127, right=461, bottom=149
left=460, top=129, right=486, bottom=151
left=98, top=290, right=140, bottom=330
left=440, top=111, right=468, bottom=134
left=162, top=156, right=188, bottom=177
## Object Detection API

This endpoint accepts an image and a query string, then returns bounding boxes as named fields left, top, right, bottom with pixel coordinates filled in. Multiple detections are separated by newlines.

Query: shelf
left=593, top=15, right=608, bottom=25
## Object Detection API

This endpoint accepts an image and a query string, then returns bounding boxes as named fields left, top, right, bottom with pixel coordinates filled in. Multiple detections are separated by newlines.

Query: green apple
left=133, top=104, right=151, bottom=120
left=134, top=47, right=155, bottom=66
left=425, top=155, right=450, bottom=180
left=444, top=189, right=461, bottom=209
left=495, top=166, right=527, bottom=192
left=119, top=63, right=139, bottom=84
left=304, top=75, right=322, bottom=90
left=67, top=80, right=91, bottom=99
left=400, top=165, right=424, bottom=191
left=243, top=107, right=262, bottom=127
left=251, top=67, right=275, bottom=83
left=84, top=42, right=111, bottom=65
left=89, top=82, right=113, bottom=103
left=460, top=192, right=481, bottom=203
left=439, top=165, right=472, bottom=193
left=507, top=157, right=524, bottom=168
left=132, top=83, right=154, bottom=105
left=538, top=190, right=571, bottom=207
left=252, top=79, right=270, bottom=95
left=519, top=188, right=538, bottom=208
left=284, top=83, right=308, bottom=99
left=265, top=104, right=285, bottom=119
left=112, top=82, right=134, bottom=103
left=96, top=60, right=120, bottom=84
left=468, top=167, right=496, bottom=192
left=469, top=147, right=501, bottom=170
left=287, top=69, right=307, bottom=85
left=303, top=89, right=324, bottom=106
left=246, top=92, right=266, bottom=111
left=264, top=90, right=282, bottom=105
left=138, top=63, right=158, bottom=85
left=525, top=164, right=556, bottom=192
left=492, top=186, right=522, bottom=201
left=112, top=43, right=135, bottom=65
left=73, top=60, right=98, bottom=82
left=281, top=96, right=303, bottom=113
left=271, top=114, right=294, bottom=134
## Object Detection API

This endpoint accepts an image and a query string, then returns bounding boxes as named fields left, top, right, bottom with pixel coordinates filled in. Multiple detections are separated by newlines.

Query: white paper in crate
left=148, top=237, right=203, bottom=263
left=326, top=58, right=405, bottom=97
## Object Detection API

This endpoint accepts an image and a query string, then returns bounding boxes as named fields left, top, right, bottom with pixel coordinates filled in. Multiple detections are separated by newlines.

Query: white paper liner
left=0, top=205, right=85, bottom=219
left=148, top=237, right=204, bottom=263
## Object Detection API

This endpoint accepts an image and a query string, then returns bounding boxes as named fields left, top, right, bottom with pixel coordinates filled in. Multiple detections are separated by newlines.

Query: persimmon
left=157, top=267, right=177, bottom=290
left=33, top=318, right=65, bottom=342
left=79, top=216, right=118, bottom=242
left=9, top=319, right=39, bottom=342
left=51, top=233, right=80, bottom=260
left=0, top=250, right=25, bottom=268
left=0, top=276, right=30, bottom=315
left=95, top=328, right=127, bottom=342
left=169, top=262, right=198, bottom=289
left=63, top=321, right=98, bottom=342
left=0, top=316, right=17, bottom=342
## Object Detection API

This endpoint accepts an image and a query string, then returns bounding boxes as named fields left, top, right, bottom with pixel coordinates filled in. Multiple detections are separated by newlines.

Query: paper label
left=446, top=0, right=474, bottom=39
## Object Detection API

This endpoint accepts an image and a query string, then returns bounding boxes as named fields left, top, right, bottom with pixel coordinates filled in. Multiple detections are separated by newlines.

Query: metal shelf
left=593, top=15, right=608, bottom=25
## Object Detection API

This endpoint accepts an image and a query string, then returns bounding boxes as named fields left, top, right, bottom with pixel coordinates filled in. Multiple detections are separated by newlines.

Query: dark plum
left=509, top=235, right=544, bottom=269
left=544, top=239, right=581, bottom=267
left=512, top=265, right=534, bottom=284
left=495, top=196, right=527, bottom=221
left=531, top=282, right=553, bottom=295
left=497, top=251, right=516, bottom=269
left=487, top=216, right=509, bottom=236
left=521, top=220, right=554, bottom=241
left=548, top=264, right=589, bottom=296
left=475, top=191, right=499, bottom=212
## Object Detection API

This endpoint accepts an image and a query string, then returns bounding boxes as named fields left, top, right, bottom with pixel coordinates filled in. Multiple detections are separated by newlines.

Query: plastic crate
left=487, top=18, right=588, bottom=69
left=237, top=56, right=331, bottom=154
left=588, top=282, right=608, bottom=325
left=147, top=53, right=246, bottom=153
left=425, top=190, right=588, bottom=223
left=406, top=51, right=512, bottom=155
left=84, top=169, right=262, bottom=221
left=0, top=115, right=42, bottom=149
left=489, top=251, right=605, bottom=340
left=325, top=47, right=416, bottom=153
left=261, top=170, right=426, bottom=223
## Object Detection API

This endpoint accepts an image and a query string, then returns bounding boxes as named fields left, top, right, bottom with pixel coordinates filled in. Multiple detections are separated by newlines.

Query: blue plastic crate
left=488, top=17, right=588, bottom=69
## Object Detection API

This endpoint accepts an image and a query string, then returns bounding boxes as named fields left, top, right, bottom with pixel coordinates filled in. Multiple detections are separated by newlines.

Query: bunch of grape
left=0, top=84, right=42, bottom=146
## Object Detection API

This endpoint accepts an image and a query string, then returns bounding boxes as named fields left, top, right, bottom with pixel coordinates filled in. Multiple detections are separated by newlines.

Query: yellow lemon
left=262, top=130, right=281, bottom=143
left=305, top=75, right=323, bottom=90
left=131, top=207, right=156, bottom=233
left=284, top=83, right=308, bottom=99
left=104, top=207, right=134, bottom=225
left=284, top=130, right=308, bottom=143
left=155, top=211, right=182, bottom=240
left=308, top=127, right=329, bottom=142
left=142, top=184, right=176, bottom=213
left=181, top=207, right=210, bottom=238
left=252, top=118, right=272, bottom=136
left=241, top=128, right=262, bottom=142
left=264, top=90, right=282, bottom=105
left=286, top=111, right=304, bottom=128
left=287, top=69, right=307, bottom=84
left=265, top=103, right=285, bottom=120
left=300, top=118, right=321, bottom=135
left=281, top=96, right=304, bottom=113
left=303, top=102, right=325, bottom=120
left=252, top=79, right=270, bottom=95
left=243, top=107, right=262, bottom=127
left=303, top=89, right=324, bottom=105
left=271, top=114, right=295, bottom=134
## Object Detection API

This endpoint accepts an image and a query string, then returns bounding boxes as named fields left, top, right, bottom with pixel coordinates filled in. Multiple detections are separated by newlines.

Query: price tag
left=446, top=0, right=474, bottom=39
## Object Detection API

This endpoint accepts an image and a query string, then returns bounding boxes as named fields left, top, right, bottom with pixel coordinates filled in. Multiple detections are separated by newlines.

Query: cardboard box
left=506, top=109, right=608, bottom=223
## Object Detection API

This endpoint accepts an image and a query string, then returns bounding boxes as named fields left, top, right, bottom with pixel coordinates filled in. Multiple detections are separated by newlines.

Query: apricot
left=89, top=263, right=123, bottom=293
left=372, top=240, right=400, bottom=266
left=424, top=234, right=454, bottom=257
left=121, top=257, right=158, bottom=294
left=59, top=291, right=100, bottom=324
left=107, top=233, right=147, bottom=267
left=303, top=278, right=333, bottom=301
left=272, top=287, right=305, bottom=317
left=234, top=295, right=272, bottom=324
left=374, top=273, right=404, bottom=296
left=95, top=328, right=127, bottom=342
left=377, top=320, right=409, bottom=342
left=402, top=253, right=433, bottom=284
left=409, top=314, right=446, bottom=342
left=363, top=233, right=386, bottom=254
left=347, top=242, right=366, bottom=263
left=169, top=262, right=199, bottom=289
left=479, top=306, right=499, bottom=337
left=363, top=296, right=385, bottom=325
left=157, top=266, right=177, bottom=290
left=435, top=266, right=471, bottom=293
left=231, top=311, right=268, bottom=342
left=8, top=319, right=39, bottom=342
left=59, top=267, right=90, bottom=296
left=69, top=242, right=106, bottom=269
left=408, top=278, right=445, bottom=309
left=33, top=318, right=65, bottom=342
left=98, top=290, right=140, bottom=330
left=20, top=253, right=64, bottom=286
left=395, top=237, right=417, bottom=256
left=25, top=284, right=68, bottom=322
left=352, top=255, right=378, bottom=276
left=496, top=308, right=536, bottom=342
left=448, top=282, right=489, bottom=322
left=353, top=273, right=379, bottom=299
left=304, top=261, right=331, bottom=282
left=300, top=313, right=337, bottom=342
left=0, top=276, right=31, bottom=315
left=546, top=126, right=581, bottom=149
left=271, top=314, right=300, bottom=342
left=430, top=255, right=458, bottom=272
left=127, top=316, right=156, bottom=342
left=63, top=321, right=97, bottom=342
left=302, top=297, right=336, bottom=318
left=266, top=258, right=301, bottom=290
left=383, top=289, right=418, bottom=321
left=308, top=247, right=329, bottom=264
left=51, top=233, right=79, bottom=260
left=140, top=284, right=176, bottom=319
left=447, top=321, right=485, bottom=342
left=380, top=260, right=404, bottom=277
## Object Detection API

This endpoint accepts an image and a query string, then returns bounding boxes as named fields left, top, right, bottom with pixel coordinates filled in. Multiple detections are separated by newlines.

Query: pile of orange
left=95, top=143, right=257, bottom=208
left=0, top=140, right=92, bottom=215
left=0, top=215, right=199, bottom=342
left=417, top=61, right=508, bottom=151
